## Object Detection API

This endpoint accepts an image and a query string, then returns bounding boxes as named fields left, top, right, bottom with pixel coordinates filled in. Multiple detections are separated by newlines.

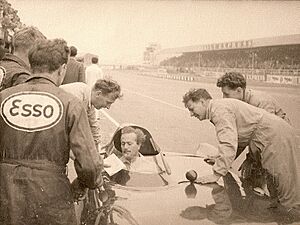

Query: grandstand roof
left=158, top=34, right=300, bottom=54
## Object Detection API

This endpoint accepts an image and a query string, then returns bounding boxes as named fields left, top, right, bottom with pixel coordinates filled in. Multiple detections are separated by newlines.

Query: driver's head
left=120, top=126, right=146, bottom=162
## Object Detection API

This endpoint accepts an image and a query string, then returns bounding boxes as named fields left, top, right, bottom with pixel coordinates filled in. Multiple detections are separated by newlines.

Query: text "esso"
left=10, top=99, right=55, bottom=118
left=1, top=92, right=63, bottom=132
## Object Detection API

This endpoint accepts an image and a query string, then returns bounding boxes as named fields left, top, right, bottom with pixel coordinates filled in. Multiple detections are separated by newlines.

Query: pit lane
left=98, top=69, right=300, bottom=155
left=67, top=69, right=300, bottom=224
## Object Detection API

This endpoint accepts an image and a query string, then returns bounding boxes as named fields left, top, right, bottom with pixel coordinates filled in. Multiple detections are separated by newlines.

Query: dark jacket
left=0, top=74, right=103, bottom=224
left=0, top=53, right=31, bottom=91
left=61, top=57, right=85, bottom=84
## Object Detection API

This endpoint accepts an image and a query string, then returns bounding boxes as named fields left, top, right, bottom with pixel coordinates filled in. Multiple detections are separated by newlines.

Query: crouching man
left=0, top=39, right=103, bottom=225
left=182, top=88, right=300, bottom=220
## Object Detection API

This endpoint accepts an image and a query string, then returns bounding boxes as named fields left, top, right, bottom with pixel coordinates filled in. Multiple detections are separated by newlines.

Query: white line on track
left=99, top=109, right=120, bottom=127
left=123, top=88, right=186, bottom=111
left=100, top=89, right=300, bottom=137
left=98, top=88, right=186, bottom=127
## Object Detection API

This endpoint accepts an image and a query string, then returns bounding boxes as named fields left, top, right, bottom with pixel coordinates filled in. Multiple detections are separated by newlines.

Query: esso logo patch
left=1, top=92, right=63, bottom=132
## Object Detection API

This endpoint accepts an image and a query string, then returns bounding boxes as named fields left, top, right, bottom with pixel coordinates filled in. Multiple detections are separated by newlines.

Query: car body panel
left=109, top=154, right=279, bottom=225
left=72, top=124, right=297, bottom=225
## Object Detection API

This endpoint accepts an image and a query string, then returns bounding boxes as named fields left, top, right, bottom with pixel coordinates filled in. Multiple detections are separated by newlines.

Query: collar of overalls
left=25, top=73, right=58, bottom=86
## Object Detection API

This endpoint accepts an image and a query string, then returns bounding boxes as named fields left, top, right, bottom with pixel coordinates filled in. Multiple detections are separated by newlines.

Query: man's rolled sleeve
left=211, top=108, right=238, bottom=176
left=68, top=103, right=103, bottom=188
left=87, top=106, right=101, bottom=146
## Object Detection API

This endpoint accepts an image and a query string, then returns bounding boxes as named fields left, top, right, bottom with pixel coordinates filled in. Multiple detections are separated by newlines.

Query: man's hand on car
left=203, top=154, right=220, bottom=165
left=195, top=172, right=221, bottom=184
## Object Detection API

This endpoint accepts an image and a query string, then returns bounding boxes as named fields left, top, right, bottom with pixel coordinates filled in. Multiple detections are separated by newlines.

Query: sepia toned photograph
left=0, top=0, right=300, bottom=224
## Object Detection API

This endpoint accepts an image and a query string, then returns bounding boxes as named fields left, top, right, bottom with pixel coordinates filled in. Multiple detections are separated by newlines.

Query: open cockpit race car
left=74, top=124, right=299, bottom=225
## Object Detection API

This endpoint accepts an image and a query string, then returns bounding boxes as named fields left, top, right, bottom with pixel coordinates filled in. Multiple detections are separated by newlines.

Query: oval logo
left=0, top=66, right=6, bottom=86
left=1, top=91, right=63, bottom=132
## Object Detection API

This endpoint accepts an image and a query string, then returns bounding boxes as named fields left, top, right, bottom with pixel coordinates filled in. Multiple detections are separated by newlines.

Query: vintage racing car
left=74, top=124, right=297, bottom=225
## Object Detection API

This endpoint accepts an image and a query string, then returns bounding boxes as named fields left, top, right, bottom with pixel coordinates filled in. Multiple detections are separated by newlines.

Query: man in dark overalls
left=0, top=39, right=103, bottom=225
left=0, top=26, right=46, bottom=91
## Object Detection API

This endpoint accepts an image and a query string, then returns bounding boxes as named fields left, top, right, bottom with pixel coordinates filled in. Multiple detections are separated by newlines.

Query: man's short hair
left=121, top=126, right=146, bottom=145
left=93, top=79, right=122, bottom=99
left=217, top=72, right=247, bottom=89
left=13, top=26, right=46, bottom=51
left=29, top=39, right=69, bottom=73
left=91, top=57, right=98, bottom=64
left=69, top=46, right=77, bottom=57
left=182, top=88, right=212, bottom=107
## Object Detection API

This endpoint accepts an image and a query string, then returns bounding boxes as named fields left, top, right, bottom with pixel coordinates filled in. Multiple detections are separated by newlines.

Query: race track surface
left=100, top=70, right=300, bottom=155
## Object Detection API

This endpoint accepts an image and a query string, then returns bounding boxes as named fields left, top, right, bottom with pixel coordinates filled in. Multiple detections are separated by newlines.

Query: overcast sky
left=9, top=0, right=300, bottom=64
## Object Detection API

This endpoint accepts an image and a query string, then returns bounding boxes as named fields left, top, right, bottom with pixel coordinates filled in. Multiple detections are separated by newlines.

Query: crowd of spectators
left=160, top=45, right=300, bottom=72
left=0, top=0, right=23, bottom=51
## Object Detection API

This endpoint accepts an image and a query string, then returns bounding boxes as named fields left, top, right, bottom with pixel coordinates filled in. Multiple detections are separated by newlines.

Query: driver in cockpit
left=120, top=126, right=158, bottom=173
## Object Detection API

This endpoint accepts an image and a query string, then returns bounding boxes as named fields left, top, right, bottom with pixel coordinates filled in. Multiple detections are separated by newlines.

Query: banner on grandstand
left=246, top=74, right=265, bottom=81
left=203, top=40, right=253, bottom=51
left=266, top=75, right=297, bottom=85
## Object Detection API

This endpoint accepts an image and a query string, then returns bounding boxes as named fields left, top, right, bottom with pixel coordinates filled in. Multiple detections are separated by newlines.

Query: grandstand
left=157, top=34, right=300, bottom=85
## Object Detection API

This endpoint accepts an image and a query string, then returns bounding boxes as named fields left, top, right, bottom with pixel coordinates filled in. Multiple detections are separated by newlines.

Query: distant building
left=143, top=43, right=161, bottom=65
left=77, top=53, right=99, bottom=67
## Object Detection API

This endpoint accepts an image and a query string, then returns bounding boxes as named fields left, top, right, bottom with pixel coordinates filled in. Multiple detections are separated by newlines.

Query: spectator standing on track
left=0, top=26, right=46, bottom=91
left=0, top=39, right=103, bottom=225
left=216, top=72, right=290, bottom=124
left=61, top=46, right=85, bottom=84
left=182, top=88, right=300, bottom=219
left=60, top=79, right=122, bottom=153
left=85, top=56, right=104, bottom=89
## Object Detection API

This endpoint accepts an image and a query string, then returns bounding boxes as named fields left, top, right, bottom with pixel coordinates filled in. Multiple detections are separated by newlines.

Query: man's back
left=85, top=63, right=103, bottom=88
left=243, top=89, right=289, bottom=122
left=209, top=99, right=265, bottom=143
left=0, top=76, right=103, bottom=224
left=0, top=53, right=31, bottom=90
left=0, top=78, right=94, bottom=166
left=61, top=58, right=85, bottom=84
left=60, top=82, right=91, bottom=109
left=60, top=82, right=102, bottom=148
left=209, top=98, right=300, bottom=211
left=209, top=98, right=291, bottom=137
